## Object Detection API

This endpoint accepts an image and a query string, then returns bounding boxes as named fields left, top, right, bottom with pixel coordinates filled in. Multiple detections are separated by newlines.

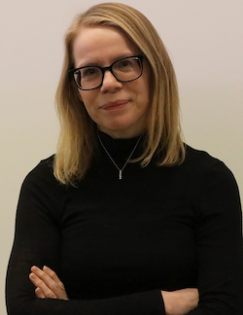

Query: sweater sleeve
left=186, top=160, right=243, bottom=315
left=5, top=160, right=165, bottom=315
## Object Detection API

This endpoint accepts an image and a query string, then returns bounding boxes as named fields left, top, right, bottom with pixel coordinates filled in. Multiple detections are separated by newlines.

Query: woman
left=6, top=3, right=243, bottom=315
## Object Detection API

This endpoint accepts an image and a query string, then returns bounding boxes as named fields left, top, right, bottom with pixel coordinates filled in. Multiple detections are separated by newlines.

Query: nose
left=100, top=70, right=123, bottom=93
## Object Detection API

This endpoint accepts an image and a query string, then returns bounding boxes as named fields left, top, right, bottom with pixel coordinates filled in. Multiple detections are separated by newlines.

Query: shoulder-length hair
left=54, top=2, right=185, bottom=185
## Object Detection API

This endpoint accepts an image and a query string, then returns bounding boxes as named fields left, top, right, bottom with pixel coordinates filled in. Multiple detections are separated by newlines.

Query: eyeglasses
left=68, top=54, right=145, bottom=91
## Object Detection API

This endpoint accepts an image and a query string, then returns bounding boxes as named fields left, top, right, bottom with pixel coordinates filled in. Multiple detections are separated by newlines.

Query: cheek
left=143, top=63, right=152, bottom=97
left=79, top=91, right=95, bottom=107
left=79, top=92, right=99, bottom=122
left=79, top=91, right=85, bottom=103
left=139, top=80, right=150, bottom=105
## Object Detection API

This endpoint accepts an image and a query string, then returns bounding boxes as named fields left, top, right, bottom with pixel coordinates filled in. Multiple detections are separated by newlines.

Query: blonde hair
left=54, top=2, right=185, bottom=185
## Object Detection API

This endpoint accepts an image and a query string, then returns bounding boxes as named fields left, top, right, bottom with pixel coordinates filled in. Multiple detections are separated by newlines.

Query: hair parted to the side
left=54, top=2, right=185, bottom=185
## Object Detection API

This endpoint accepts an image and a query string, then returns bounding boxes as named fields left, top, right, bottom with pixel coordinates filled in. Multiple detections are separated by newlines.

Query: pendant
left=119, top=170, right=122, bottom=180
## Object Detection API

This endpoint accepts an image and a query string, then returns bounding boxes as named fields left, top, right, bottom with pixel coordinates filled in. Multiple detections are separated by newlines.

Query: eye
left=81, top=67, right=100, bottom=78
left=114, top=58, right=139, bottom=73
left=116, top=59, right=133, bottom=69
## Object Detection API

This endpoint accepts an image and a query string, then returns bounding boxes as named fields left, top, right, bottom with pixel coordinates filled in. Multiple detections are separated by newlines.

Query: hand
left=29, top=265, right=69, bottom=300
left=161, top=288, right=199, bottom=315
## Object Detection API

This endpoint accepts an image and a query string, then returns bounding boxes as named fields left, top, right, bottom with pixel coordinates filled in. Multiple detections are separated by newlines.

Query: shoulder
left=183, top=145, right=240, bottom=208
left=17, top=155, right=71, bottom=223
left=24, top=155, right=56, bottom=184
left=184, top=144, right=220, bottom=167
left=183, top=144, right=233, bottom=178
left=20, top=155, right=68, bottom=195
left=180, top=145, right=240, bottom=199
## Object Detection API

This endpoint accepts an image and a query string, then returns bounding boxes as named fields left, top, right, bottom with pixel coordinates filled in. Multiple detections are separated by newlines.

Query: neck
left=97, top=130, right=143, bottom=180
left=97, top=125, right=145, bottom=139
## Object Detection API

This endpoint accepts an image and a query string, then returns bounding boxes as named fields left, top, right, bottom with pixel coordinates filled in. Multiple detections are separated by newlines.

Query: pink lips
left=100, top=99, right=129, bottom=110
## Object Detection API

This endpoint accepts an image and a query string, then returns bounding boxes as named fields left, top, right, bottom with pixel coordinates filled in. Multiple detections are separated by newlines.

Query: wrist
left=161, top=291, right=173, bottom=315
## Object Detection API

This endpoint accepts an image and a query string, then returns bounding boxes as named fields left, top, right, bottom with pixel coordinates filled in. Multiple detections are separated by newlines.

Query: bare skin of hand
left=29, top=265, right=68, bottom=300
left=161, top=288, right=199, bottom=315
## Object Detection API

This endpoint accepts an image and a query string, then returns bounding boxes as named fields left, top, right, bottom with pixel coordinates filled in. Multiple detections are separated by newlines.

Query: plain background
left=1, top=1, right=242, bottom=314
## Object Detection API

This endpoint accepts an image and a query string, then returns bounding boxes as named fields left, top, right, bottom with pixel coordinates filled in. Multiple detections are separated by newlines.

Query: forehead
left=72, top=26, right=139, bottom=66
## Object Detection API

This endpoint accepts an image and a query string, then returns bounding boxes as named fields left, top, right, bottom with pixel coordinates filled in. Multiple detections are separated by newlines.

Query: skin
left=29, top=26, right=199, bottom=314
left=29, top=266, right=68, bottom=300
left=29, top=266, right=198, bottom=314
left=73, top=26, right=151, bottom=139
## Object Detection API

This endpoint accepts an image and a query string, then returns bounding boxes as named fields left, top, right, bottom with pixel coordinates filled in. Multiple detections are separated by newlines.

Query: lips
left=100, top=99, right=129, bottom=110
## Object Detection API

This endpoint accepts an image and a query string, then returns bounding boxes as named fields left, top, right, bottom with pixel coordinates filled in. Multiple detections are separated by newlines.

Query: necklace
left=97, top=131, right=142, bottom=180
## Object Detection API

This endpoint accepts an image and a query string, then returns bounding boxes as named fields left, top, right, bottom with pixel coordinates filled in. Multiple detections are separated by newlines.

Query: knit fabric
left=6, top=132, right=243, bottom=314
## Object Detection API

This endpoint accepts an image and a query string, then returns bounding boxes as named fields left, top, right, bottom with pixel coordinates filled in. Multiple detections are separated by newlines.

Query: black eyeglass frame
left=68, top=54, right=145, bottom=91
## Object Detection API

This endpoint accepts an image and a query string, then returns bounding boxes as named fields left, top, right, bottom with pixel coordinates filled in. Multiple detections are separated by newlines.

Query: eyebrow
left=75, top=53, right=139, bottom=69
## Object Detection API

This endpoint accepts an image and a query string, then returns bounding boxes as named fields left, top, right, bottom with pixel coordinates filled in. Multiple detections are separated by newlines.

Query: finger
left=42, top=266, right=68, bottom=300
left=31, top=266, right=55, bottom=287
left=43, top=266, right=63, bottom=286
left=43, top=266, right=67, bottom=295
left=29, top=272, right=57, bottom=299
left=35, top=287, right=45, bottom=299
left=31, top=266, right=68, bottom=300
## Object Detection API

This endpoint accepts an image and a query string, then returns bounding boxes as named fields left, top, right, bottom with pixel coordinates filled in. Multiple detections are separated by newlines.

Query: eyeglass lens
left=73, top=56, right=142, bottom=90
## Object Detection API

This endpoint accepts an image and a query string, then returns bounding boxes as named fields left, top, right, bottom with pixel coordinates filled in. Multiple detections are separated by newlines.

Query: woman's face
left=72, top=26, right=151, bottom=139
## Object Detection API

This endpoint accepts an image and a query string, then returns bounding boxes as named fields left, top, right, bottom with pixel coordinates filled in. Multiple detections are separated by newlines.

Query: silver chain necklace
left=97, top=131, right=142, bottom=180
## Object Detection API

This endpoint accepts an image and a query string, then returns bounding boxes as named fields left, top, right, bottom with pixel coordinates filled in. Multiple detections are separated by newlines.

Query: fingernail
left=31, top=273, right=37, bottom=279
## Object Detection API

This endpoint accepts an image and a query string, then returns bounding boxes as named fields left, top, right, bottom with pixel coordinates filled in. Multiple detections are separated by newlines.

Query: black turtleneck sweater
left=6, top=132, right=243, bottom=315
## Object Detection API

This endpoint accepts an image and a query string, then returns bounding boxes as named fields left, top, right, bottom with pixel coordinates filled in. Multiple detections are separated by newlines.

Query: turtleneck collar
left=96, top=129, right=144, bottom=169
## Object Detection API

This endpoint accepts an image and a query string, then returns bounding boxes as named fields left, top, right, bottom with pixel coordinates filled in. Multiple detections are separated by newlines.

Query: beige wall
left=1, top=1, right=242, bottom=314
